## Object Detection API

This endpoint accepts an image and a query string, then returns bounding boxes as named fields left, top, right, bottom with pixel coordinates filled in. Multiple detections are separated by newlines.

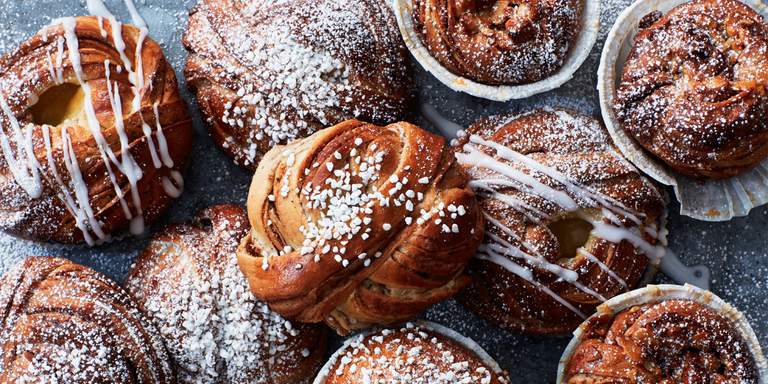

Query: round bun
left=564, top=299, right=760, bottom=383
left=315, top=321, right=510, bottom=383
left=237, top=120, right=484, bottom=335
left=0, top=16, right=192, bottom=244
left=615, top=0, right=768, bottom=179
left=411, top=0, right=583, bottom=85
left=125, top=205, right=327, bottom=384
left=453, top=109, right=666, bottom=334
left=183, top=0, right=414, bottom=169
left=0, top=256, right=174, bottom=383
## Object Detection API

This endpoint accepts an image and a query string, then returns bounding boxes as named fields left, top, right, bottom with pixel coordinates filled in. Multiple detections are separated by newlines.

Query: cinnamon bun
left=0, top=256, right=174, bottom=383
left=562, top=286, right=764, bottom=383
left=236, top=120, right=484, bottom=335
left=183, top=0, right=414, bottom=169
left=0, top=16, right=192, bottom=245
left=411, top=0, right=583, bottom=85
left=315, top=322, right=510, bottom=383
left=125, top=205, right=327, bottom=384
left=615, top=0, right=768, bottom=179
left=453, top=109, right=667, bottom=334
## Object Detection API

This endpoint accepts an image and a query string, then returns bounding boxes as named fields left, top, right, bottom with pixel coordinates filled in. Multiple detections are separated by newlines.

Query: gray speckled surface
left=0, top=1, right=765, bottom=383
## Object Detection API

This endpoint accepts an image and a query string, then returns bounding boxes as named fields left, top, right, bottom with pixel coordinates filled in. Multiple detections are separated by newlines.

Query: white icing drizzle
left=577, top=248, right=629, bottom=289
left=659, top=249, right=711, bottom=290
left=0, top=96, right=42, bottom=198
left=161, top=170, right=183, bottom=198
left=123, top=0, right=147, bottom=29
left=86, top=0, right=115, bottom=19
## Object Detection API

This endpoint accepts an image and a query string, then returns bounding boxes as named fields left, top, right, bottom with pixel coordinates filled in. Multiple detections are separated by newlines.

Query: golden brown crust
left=319, top=322, right=510, bottom=383
left=615, top=0, right=768, bottom=179
left=564, top=300, right=760, bottom=383
left=411, top=0, right=583, bottom=85
left=0, top=256, right=174, bottom=383
left=0, top=16, right=192, bottom=244
left=454, top=109, right=666, bottom=334
left=236, top=120, right=484, bottom=335
left=183, top=0, right=414, bottom=169
left=125, top=205, right=327, bottom=384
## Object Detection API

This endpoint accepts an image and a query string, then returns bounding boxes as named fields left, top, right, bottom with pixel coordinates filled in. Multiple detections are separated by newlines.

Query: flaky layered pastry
left=237, top=120, right=483, bottom=335
left=454, top=109, right=666, bottom=334
left=184, top=0, right=414, bottom=169
left=0, top=257, right=174, bottom=383
left=125, top=205, right=327, bottom=384
left=564, top=299, right=760, bottom=383
left=0, top=16, right=192, bottom=244
left=411, top=0, right=583, bottom=85
left=615, top=0, right=768, bottom=179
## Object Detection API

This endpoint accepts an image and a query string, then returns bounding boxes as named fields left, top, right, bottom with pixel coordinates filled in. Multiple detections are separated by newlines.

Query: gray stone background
left=0, top=1, right=765, bottom=382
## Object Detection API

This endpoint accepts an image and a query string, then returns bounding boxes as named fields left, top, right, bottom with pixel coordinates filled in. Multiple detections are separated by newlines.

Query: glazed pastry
left=125, top=205, right=326, bottom=384
left=0, top=16, right=192, bottom=244
left=237, top=120, right=484, bottom=335
left=184, top=0, right=414, bottom=169
left=453, top=109, right=666, bottom=334
left=411, top=0, right=583, bottom=85
left=315, top=322, right=510, bottom=383
left=0, top=256, right=173, bottom=383
left=563, top=295, right=761, bottom=383
left=615, top=0, right=768, bottom=179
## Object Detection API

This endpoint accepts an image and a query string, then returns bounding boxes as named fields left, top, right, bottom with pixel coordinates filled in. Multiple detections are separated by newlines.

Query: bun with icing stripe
left=236, top=120, right=484, bottom=335
left=453, top=109, right=667, bottom=334
left=0, top=16, right=192, bottom=245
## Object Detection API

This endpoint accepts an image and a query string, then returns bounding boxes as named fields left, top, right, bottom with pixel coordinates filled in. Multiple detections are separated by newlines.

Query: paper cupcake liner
left=556, top=284, right=768, bottom=384
left=598, top=0, right=768, bottom=222
left=393, top=0, right=600, bottom=101
left=313, top=320, right=506, bottom=383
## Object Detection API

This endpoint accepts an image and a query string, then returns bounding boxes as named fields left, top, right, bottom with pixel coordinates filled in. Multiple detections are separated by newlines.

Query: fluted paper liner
left=556, top=284, right=768, bottom=384
left=599, top=0, right=768, bottom=221
left=393, top=0, right=600, bottom=101
left=313, top=321, right=506, bottom=383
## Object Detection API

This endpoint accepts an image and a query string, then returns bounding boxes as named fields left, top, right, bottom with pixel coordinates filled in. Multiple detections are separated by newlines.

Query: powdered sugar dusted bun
left=557, top=284, right=768, bottom=383
left=314, top=321, right=510, bottom=384
left=125, top=205, right=327, bottom=384
left=183, top=0, right=414, bottom=169
left=394, top=0, right=599, bottom=100
left=0, top=256, right=174, bottom=383
left=453, top=109, right=667, bottom=334
left=600, top=0, right=768, bottom=221
left=237, top=120, right=484, bottom=335
left=0, top=16, right=192, bottom=245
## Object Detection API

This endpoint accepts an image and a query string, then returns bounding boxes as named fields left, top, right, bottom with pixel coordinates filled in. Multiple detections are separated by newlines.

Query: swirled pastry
left=0, top=257, right=174, bottom=383
left=125, top=205, right=327, bottom=384
left=453, top=109, right=666, bottom=334
left=0, top=16, right=192, bottom=244
left=615, top=0, right=768, bottom=179
left=564, top=299, right=760, bottom=383
left=237, top=120, right=484, bottom=335
left=316, top=322, right=510, bottom=383
left=184, top=0, right=414, bottom=169
left=411, top=0, right=583, bottom=85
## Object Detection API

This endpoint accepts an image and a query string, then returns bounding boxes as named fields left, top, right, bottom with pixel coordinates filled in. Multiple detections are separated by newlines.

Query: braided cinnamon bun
left=615, top=0, right=768, bottom=179
left=411, top=0, right=583, bottom=85
left=183, top=0, right=414, bottom=169
left=0, top=16, right=192, bottom=245
left=315, top=322, right=510, bottom=383
left=453, top=109, right=667, bottom=334
left=563, top=296, right=762, bottom=383
left=0, top=256, right=174, bottom=383
left=236, top=120, right=484, bottom=335
left=125, top=205, right=327, bottom=384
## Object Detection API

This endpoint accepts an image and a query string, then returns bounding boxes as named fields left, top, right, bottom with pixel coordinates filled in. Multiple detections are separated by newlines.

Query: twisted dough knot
left=412, top=0, right=582, bottom=85
left=0, top=16, right=192, bottom=244
left=0, top=257, right=174, bottom=383
left=565, top=300, right=760, bottom=383
left=126, top=205, right=327, bottom=384
left=237, top=120, right=483, bottom=334
left=615, top=0, right=768, bottom=179
left=184, top=0, right=414, bottom=169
